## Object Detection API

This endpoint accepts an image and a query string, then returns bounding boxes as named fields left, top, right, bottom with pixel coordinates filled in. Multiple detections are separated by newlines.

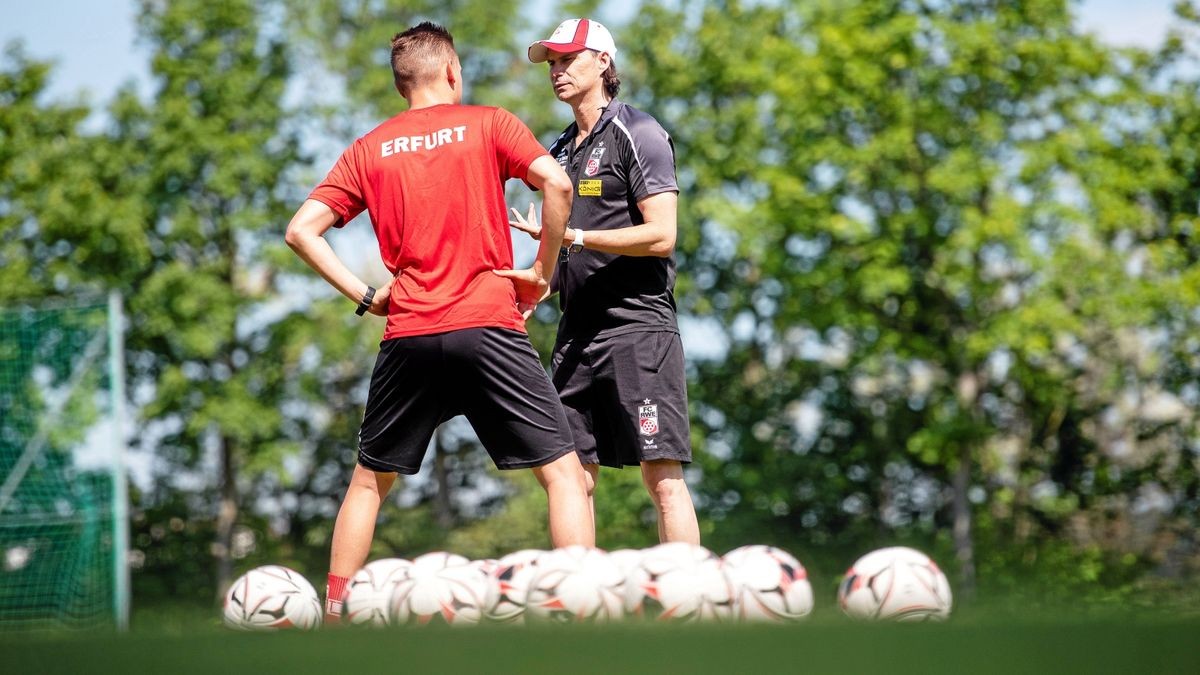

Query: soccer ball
left=488, top=549, right=548, bottom=623
left=723, top=545, right=813, bottom=622
left=524, top=546, right=625, bottom=623
left=606, top=548, right=644, bottom=597
left=223, top=565, right=322, bottom=631
left=624, top=542, right=734, bottom=622
left=389, top=562, right=493, bottom=626
left=343, top=558, right=414, bottom=626
left=469, top=558, right=500, bottom=576
left=410, top=551, right=470, bottom=573
left=838, top=546, right=952, bottom=621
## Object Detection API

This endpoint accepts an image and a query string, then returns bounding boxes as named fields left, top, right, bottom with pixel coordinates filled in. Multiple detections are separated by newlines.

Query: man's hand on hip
left=367, top=275, right=395, bottom=317
left=493, top=261, right=551, bottom=321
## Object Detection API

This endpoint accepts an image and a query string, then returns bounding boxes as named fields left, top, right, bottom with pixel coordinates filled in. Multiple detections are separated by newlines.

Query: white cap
left=527, top=18, right=618, bottom=64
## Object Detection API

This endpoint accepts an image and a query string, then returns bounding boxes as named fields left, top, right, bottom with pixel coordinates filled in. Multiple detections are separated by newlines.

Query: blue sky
left=0, top=1, right=1182, bottom=107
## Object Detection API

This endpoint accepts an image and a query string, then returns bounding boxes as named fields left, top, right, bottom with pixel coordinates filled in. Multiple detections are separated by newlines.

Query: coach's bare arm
left=511, top=191, right=677, bottom=259
left=285, top=200, right=392, bottom=316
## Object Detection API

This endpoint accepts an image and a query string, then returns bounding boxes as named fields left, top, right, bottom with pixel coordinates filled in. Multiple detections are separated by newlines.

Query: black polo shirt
left=548, top=100, right=680, bottom=343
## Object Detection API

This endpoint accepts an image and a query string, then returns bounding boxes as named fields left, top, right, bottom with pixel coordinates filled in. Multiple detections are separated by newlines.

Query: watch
left=355, top=286, right=376, bottom=316
left=569, top=228, right=585, bottom=254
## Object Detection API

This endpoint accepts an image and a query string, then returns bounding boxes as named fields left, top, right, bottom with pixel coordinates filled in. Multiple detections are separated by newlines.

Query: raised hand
left=508, top=202, right=542, bottom=240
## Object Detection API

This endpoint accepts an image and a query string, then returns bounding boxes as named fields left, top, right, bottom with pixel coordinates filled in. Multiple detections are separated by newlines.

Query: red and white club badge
left=585, top=145, right=606, bottom=177
left=638, top=399, right=659, bottom=436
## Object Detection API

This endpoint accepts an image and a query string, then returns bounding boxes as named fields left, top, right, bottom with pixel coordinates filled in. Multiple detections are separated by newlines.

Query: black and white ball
left=723, top=545, right=814, bottom=622
left=606, top=548, right=644, bottom=599
left=343, top=558, right=414, bottom=626
left=410, top=551, right=470, bottom=573
left=838, top=546, right=952, bottom=621
left=624, top=543, right=734, bottom=622
left=487, top=549, right=548, bottom=623
left=389, top=561, right=493, bottom=626
left=524, top=546, right=625, bottom=623
left=223, top=565, right=322, bottom=631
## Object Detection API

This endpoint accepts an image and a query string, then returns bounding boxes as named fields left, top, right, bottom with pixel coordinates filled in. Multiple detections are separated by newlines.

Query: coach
left=512, top=18, right=700, bottom=544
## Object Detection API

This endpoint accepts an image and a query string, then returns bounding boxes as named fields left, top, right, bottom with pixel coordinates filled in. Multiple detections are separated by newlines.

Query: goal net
left=0, top=295, right=129, bottom=631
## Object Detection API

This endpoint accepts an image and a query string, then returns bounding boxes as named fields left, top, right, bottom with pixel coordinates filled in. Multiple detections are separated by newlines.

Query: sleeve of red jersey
left=308, top=139, right=368, bottom=227
left=492, top=108, right=551, bottom=184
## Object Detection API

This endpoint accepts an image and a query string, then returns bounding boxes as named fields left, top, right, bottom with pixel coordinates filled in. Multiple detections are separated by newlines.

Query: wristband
left=569, top=228, right=585, bottom=254
left=355, top=286, right=376, bottom=316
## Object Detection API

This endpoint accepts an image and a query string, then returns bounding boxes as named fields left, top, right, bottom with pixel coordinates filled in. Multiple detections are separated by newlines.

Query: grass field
left=5, top=604, right=1199, bottom=674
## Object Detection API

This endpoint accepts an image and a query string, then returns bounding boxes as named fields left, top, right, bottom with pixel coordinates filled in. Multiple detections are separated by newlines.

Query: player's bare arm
left=285, top=199, right=392, bottom=316
left=511, top=191, right=677, bottom=258
left=495, top=154, right=572, bottom=318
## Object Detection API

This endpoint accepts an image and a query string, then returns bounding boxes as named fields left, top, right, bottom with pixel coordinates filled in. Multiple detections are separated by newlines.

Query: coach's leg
left=326, top=465, right=397, bottom=621
left=641, top=460, right=700, bottom=544
left=532, top=452, right=595, bottom=547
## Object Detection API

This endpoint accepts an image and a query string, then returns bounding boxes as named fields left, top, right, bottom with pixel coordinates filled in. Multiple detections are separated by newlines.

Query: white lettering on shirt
left=381, top=125, right=469, bottom=157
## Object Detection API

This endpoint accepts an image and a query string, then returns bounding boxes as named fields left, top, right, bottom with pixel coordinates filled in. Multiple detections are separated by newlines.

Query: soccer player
left=285, top=22, right=593, bottom=622
left=510, top=18, right=700, bottom=544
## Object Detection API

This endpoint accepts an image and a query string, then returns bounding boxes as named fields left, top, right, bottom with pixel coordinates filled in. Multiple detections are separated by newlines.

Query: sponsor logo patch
left=638, top=400, right=659, bottom=436
left=578, top=179, right=602, bottom=197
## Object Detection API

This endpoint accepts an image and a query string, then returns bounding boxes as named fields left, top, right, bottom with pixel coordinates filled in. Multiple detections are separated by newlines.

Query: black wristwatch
left=355, top=286, right=376, bottom=316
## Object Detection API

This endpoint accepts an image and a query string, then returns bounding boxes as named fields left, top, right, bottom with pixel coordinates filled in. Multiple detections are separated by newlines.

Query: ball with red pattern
left=343, top=558, right=414, bottom=626
left=723, top=545, right=814, bottom=621
left=524, top=546, right=625, bottom=623
left=623, top=542, right=735, bottom=622
left=223, top=565, right=322, bottom=631
left=838, top=546, right=952, bottom=621
left=388, top=562, right=494, bottom=626
left=487, top=549, right=548, bottom=623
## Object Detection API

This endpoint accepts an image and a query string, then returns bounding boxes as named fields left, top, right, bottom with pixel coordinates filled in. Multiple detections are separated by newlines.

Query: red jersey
left=309, top=104, right=548, bottom=339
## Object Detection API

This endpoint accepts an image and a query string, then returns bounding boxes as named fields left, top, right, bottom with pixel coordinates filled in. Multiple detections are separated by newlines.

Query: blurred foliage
left=619, top=0, right=1200, bottom=595
left=1, top=0, right=1198, bottom=613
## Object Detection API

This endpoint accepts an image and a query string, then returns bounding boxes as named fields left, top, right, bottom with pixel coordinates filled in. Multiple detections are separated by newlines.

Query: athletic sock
left=325, top=573, right=349, bottom=621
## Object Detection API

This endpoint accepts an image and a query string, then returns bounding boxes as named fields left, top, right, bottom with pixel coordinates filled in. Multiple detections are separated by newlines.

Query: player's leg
left=326, top=335, right=442, bottom=623
left=453, top=328, right=595, bottom=547
left=530, top=452, right=595, bottom=547
left=326, top=466, right=397, bottom=619
left=582, top=462, right=599, bottom=524
left=640, top=459, right=700, bottom=544
left=553, top=338, right=608, bottom=525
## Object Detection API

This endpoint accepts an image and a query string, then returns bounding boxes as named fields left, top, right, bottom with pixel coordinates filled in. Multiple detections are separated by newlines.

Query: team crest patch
left=585, top=145, right=606, bottom=176
left=638, top=400, right=659, bottom=436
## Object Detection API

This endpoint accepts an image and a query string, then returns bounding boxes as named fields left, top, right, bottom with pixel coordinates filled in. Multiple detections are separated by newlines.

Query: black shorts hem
left=493, top=444, right=575, bottom=471
left=357, top=449, right=420, bottom=475
left=578, top=451, right=692, bottom=469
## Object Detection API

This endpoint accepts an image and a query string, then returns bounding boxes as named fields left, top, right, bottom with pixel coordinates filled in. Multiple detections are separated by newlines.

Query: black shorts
left=358, top=327, right=574, bottom=475
left=551, top=329, right=691, bottom=468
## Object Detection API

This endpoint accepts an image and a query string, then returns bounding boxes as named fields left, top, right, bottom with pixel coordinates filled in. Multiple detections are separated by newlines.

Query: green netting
left=0, top=300, right=118, bottom=631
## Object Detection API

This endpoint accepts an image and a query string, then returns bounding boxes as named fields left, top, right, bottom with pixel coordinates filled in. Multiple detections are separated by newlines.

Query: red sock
left=325, top=573, right=349, bottom=621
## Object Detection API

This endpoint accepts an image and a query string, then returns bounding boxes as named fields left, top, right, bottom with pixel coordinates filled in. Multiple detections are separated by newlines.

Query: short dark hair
left=390, top=22, right=456, bottom=97
left=601, top=61, right=621, bottom=98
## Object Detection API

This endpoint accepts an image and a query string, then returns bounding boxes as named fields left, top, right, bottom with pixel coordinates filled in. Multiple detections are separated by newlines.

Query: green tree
left=102, top=0, right=307, bottom=596
left=0, top=46, right=148, bottom=301
left=622, top=0, right=1198, bottom=593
